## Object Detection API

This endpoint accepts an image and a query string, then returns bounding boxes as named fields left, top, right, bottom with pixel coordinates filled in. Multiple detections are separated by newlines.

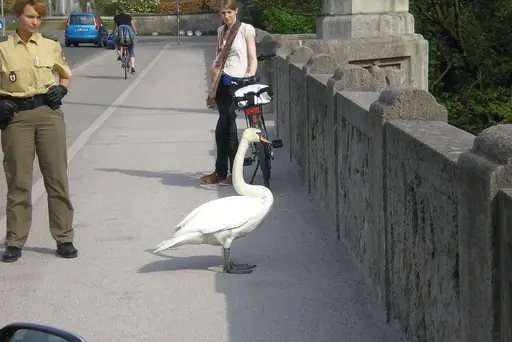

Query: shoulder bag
left=206, top=20, right=242, bottom=109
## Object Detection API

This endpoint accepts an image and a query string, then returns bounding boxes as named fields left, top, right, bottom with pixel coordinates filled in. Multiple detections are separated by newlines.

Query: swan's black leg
left=223, top=248, right=254, bottom=274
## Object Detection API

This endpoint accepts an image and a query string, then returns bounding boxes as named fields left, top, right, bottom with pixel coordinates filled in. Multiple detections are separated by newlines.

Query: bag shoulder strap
left=208, top=20, right=243, bottom=99
left=216, top=21, right=242, bottom=66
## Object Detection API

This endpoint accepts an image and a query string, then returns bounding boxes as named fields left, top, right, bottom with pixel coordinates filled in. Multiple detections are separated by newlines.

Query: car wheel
left=65, top=41, right=70, bottom=47
left=74, top=43, right=79, bottom=47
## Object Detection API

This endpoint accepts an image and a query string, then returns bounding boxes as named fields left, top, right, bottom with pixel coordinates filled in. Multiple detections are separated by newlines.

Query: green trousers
left=1, top=105, right=74, bottom=248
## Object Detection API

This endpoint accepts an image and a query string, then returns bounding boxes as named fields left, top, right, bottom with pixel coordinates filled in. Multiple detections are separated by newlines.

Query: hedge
left=160, top=0, right=220, bottom=14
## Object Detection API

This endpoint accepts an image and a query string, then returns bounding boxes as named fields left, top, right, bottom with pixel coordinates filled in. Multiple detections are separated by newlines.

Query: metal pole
left=176, top=0, right=180, bottom=36
left=1, top=0, right=5, bottom=37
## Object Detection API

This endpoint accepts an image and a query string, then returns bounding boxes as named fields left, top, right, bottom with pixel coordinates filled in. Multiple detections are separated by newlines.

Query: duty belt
left=0, top=94, right=47, bottom=111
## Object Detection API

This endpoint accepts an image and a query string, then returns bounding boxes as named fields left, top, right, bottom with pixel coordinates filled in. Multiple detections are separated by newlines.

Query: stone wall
left=500, top=190, right=512, bottom=342
left=254, top=31, right=512, bottom=342
left=131, top=13, right=222, bottom=35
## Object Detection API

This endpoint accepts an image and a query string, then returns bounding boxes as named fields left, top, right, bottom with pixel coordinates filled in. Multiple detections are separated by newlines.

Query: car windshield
left=70, top=15, right=94, bottom=25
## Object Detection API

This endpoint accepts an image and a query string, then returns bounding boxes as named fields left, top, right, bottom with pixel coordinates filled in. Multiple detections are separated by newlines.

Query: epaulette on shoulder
left=41, top=33, right=58, bottom=42
left=0, top=36, right=9, bottom=43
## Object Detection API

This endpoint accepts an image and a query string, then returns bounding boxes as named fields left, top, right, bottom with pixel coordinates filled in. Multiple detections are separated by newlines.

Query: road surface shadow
left=138, top=249, right=223, bottom=273
left=74, top=75, right=127, bottom=80
left=94, top=168, right=223, bottom=190
left=62, top=100, right=215, bottom=114
left=21, top=246, right=56, bottom=255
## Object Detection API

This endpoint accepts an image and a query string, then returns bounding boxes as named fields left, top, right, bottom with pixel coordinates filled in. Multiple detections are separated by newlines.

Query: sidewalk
left=0, top=40, right=405, bottom=341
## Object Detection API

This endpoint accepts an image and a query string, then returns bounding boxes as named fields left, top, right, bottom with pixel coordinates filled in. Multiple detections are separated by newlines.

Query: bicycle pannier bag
left=116, top=26, right=133, bottom=47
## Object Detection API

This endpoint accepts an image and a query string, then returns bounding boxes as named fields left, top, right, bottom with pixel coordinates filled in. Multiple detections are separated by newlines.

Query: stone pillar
left=458, top=124, right=512, bottom=342
left=317, top=0, right=415, bottom=39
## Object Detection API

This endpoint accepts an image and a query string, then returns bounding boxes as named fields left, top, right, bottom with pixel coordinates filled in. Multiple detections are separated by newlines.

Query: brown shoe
left=219, top=175, right=232, bottom=186
left=200, top=172, right=226, bottom=184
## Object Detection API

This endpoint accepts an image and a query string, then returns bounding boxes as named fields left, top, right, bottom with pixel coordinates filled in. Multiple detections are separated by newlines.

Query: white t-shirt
left=216, top=22, right=256, bottom=78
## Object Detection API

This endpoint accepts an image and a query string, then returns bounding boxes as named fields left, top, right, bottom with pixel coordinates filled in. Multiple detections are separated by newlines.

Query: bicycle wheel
left=256, top=117, right=272, bottom=188
left=123, top=49, right=128, bottom=79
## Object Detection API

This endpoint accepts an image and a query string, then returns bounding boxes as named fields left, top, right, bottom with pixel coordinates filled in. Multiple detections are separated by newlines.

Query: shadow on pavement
left=138, top=249, right=223, bottom=273
left=95, top=168, right=222, bottom=190
left=62, top=100, right=215, bottom=114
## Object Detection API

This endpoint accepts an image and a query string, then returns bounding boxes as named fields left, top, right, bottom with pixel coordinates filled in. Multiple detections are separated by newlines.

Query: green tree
left=248, top=0, right=319, bottom=34
left=411, top=0, right=512, bottom=133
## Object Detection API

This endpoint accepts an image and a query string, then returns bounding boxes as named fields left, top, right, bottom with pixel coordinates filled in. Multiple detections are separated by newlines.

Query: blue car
left=64, top=12, right=109, bottom=47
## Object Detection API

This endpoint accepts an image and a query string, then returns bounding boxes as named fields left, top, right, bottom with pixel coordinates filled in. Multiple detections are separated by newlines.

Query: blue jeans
left=114, top=26, right=136, bottom=58
left=118, top=44, right=135, bottom=58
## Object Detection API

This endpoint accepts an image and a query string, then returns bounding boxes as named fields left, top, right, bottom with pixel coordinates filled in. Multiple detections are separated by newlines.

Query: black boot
left=2, top=246, right=21, bottom=263
left=56, top=242, right=78, bottom=259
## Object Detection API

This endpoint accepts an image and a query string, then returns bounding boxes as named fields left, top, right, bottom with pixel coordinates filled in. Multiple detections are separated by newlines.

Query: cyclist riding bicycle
left=112, top=7, right=137, bottom=74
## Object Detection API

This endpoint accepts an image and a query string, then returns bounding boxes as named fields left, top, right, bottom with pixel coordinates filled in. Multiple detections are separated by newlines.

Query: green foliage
left=411, top=0, right=512, bottom=134
left=442, top=88, right=512, bottom=134
left=102, top=3, right=119, bottom=16
left=258, top=6, right=316, bottom=34
left=248, top=0, right=319, bottom=34
left=116, top=0, right=160, bottom=13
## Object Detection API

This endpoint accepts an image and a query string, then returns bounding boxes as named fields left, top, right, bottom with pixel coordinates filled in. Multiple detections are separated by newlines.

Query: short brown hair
left=220, top=0, right=237, bottom=10
left=13, top=0, right=47, bottom=16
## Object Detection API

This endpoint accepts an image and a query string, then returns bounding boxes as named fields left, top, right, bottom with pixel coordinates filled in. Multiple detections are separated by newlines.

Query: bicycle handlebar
left=257, top=54, right=277, bottom=61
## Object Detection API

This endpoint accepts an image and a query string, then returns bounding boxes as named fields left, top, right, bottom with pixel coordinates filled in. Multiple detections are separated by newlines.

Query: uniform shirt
left=0, top=32, right=71, bottom=98
left=114, top=13, right=132, bottom=26
left=216, top=22, right=255, bottom=78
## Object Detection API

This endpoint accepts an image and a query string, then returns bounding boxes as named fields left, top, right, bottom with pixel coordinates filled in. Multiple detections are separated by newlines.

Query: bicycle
left=119, top=46, right=131, bottom=80
left=229, top=53, right=283, bottom=189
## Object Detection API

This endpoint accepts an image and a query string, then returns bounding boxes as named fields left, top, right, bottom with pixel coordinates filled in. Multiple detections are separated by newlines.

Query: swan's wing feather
left=175, top=196, right=264, bottom=235
left=173, top=200, right=210, bottom=231
left=173, top=196, right=241, bottom=231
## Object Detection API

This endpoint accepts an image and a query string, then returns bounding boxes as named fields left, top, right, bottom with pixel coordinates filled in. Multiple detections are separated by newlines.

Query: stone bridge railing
left=254, top=26, right=512, bottom=342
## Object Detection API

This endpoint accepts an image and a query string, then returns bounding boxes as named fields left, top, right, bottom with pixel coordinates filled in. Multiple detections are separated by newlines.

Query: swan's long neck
left=232, top=138, right=272, bottom=200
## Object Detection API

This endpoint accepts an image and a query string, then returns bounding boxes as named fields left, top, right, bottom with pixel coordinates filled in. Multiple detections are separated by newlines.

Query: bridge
left=252, top=0, right=512, bottom=342
left=0, top=35, right=405, bottom=341
left=0, top=1, right=509, bottom=341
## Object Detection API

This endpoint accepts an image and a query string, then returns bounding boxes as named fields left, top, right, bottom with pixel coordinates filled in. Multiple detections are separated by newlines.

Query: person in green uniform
left=0, top=0, right=77, bottom=262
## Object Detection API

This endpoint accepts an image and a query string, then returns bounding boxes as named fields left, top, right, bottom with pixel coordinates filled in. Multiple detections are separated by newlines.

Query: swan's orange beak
left=259, top=136, right=270, bottom=144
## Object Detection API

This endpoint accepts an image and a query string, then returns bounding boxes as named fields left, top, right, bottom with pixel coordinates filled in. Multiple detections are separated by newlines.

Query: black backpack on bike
left=116, top=26, right=133, bottom=47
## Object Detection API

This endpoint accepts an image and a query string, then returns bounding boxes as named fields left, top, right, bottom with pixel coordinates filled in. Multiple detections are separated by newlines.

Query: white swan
left=153, top=128, right=274, bottom=274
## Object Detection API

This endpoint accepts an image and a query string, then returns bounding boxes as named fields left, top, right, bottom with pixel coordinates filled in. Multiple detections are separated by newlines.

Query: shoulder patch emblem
left=9, top=72, right=16, bottom=82
left=41, top=33, right=58, bottom=42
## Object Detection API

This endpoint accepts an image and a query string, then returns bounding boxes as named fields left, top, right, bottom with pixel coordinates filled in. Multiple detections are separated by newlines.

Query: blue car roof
left=70, top=12, right=95, bottom=16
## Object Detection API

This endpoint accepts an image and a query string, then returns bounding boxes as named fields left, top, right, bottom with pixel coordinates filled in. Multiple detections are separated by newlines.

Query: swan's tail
left=153, top=232, right=202, bottom=253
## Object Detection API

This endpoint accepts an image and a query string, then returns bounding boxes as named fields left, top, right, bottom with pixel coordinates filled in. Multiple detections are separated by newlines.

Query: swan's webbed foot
left=223, top=247, right=256, bottom=275
left=230, top=261, right=257, bottom=270
left=225, top=266, right=253, bottom=274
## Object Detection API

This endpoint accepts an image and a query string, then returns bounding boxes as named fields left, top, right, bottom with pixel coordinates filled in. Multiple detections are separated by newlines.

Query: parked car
left=64, top=12, right=108, bottom=48
left=0, top=322, right=86, bottom=341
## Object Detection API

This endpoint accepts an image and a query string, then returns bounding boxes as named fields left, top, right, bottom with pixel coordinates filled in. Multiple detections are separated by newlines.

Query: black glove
left=46, top=85, right=68, bottom=103
left=0, top=100, right=18, bottom=130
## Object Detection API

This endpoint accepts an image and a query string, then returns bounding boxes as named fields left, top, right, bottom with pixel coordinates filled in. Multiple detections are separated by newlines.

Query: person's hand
left=46, top=85, right=68, bottom=102
left=0, top=100, right=17, bottom=130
